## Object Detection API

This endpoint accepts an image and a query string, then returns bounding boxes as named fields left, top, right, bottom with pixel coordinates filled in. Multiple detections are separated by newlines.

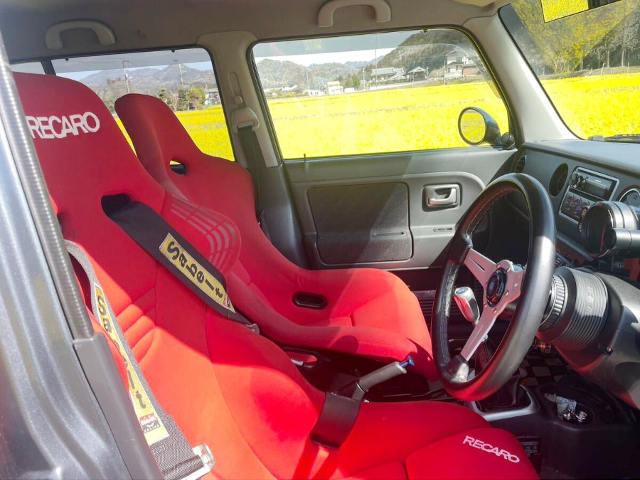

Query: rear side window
left=11, top=62, right=46, bottom=74
left=252, top=29, right=509, bottom=160
left=50, top=48, right=234, bottom=160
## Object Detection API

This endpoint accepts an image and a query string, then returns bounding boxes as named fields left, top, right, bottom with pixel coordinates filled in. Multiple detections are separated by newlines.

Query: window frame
left=247, top=25, right=519, bottom=163
left=10, top=45, right=238, bottom=160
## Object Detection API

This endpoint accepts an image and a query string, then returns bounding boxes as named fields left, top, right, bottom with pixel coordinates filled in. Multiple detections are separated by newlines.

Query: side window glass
left=253, top=29, right=509, bottom=160
left=51, top=49, right=234, bottom=160
left=11, top=62, right=46, bottom=74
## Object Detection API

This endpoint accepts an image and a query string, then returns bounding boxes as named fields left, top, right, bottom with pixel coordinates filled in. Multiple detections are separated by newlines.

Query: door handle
left=424, top=185, right=459, bottom=208
left=428, top=190, right=456, bottom=206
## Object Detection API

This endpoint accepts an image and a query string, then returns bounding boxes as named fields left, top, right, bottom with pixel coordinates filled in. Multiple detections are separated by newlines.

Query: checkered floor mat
left=519, top=349, right=571, bottom=387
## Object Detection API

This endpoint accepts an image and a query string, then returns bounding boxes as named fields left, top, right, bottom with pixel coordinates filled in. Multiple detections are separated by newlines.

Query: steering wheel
left=433, top=173, right=556, bottom=401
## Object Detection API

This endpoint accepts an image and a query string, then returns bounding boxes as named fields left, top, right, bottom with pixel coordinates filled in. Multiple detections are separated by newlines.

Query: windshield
left=502, top=0, right=640, bottom=142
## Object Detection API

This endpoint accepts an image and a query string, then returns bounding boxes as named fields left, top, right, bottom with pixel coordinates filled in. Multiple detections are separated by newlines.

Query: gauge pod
left=580, top=201, right=640, bottom=257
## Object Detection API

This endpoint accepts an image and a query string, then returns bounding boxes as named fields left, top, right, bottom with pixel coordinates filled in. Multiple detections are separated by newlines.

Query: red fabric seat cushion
left=14, top=72, right=537, bottom=480
left=115, top=93, right=436, bottom=380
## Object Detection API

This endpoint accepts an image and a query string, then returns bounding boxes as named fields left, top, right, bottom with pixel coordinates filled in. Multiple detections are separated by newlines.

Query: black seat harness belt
left=310, top=393, right=360, bottom=449
left=66, top=241, right=215, bottom=480
left=237, top=125, right=266, bottom=231
left=107, top=201, right=367, bottom=450
left=108, top=201, right=259, bottom=334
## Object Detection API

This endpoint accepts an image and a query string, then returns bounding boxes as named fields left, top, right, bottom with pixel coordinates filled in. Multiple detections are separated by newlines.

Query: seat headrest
left=115, top=94, right=203, bottom=181
left=14, top=73, right=165, bottom=218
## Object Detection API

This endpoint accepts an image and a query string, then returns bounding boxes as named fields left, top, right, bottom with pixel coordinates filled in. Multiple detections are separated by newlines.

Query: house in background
left=204, top=87, right=220, bottom=106
left=408, top=66, right=428, bottom=80
left=326, top=81, right=344, bottom=95
left=281, top=84, right=302, bottom=94
left=371, top=67, right=405, bottom=82
left=306, top=89, right=325, bottom=96
left=444, top=47, right=479, bottom=79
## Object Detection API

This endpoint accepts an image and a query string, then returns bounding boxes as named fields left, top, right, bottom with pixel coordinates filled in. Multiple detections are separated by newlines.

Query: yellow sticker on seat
left=94, top=285, right=169, bottom=446
left=159, top=233, right=235, bottom=313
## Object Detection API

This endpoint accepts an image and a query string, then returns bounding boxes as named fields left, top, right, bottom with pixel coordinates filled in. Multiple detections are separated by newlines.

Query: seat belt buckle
left=231, top=106, right=260, bottom=133
left=179, top=444, right=215, bottom=480
left=339, top=356, right=414, bottom=401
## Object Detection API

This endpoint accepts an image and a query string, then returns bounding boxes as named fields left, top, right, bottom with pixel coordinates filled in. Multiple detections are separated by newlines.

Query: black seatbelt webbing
left=66, top=241, right=215, bottom=480
left=108, top=202, right=259, bottom=333
left=310, top=393, right=360, bottom=449
left=237, top=125, right=264, bottom=226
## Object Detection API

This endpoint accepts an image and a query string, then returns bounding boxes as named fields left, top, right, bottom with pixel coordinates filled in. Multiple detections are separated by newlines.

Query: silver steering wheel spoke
left=464, top=248, right=497, bottom=286
left=460, top=307, right=497, bottom=361
left=458, top=252, right=525, bottom=362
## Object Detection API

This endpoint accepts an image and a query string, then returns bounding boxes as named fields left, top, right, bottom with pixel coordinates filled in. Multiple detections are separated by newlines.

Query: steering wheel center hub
left=486, top=268, right=508, bottom=306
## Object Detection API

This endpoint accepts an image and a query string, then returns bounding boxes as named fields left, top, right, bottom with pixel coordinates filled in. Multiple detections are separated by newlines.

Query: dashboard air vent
left=514, top=155, right=526, bottom=173
left=550, top=163, right=569, bottom=197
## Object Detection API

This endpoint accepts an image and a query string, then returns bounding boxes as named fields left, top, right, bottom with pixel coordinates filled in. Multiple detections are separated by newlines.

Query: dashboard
left=510, top=140, right=640, bottom=270
left=506, top=139, right=640, bottom=410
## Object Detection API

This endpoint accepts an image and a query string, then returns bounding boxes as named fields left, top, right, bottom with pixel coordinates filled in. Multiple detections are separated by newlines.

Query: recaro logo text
left=26, top=112, right=100, bottom=139
left=462, top=435, right=520, bottom=463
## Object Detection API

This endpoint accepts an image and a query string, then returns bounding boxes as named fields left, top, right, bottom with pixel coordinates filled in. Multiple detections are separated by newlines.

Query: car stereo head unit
left=560, top=167, right=619, bottom=223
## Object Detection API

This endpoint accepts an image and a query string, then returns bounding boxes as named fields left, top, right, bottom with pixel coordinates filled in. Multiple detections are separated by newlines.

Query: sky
left=12, top=29, right=421, bottom=82
left=55, top=61, right=214, bottom=81
left=52, top=48, right=396, bottom=82
left=27, top=29, right=414, bottom=83
left=255, top=48, right=394, bottom=67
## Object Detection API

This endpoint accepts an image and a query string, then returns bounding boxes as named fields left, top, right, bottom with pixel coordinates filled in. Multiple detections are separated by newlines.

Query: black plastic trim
left=293, top=292, right=328, bottom=310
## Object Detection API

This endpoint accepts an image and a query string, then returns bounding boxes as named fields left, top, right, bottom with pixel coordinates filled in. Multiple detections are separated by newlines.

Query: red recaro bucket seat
left=115, top=94, right=436, bottom=379
left=15, top=72, right=537, bottom=480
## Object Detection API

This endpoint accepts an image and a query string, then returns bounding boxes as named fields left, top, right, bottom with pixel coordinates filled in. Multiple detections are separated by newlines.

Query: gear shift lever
left=454, top=287, right=526, bottom=409
left=454, top=287, right=493, bottom=372
left=453, top=287, right=480, bottom=325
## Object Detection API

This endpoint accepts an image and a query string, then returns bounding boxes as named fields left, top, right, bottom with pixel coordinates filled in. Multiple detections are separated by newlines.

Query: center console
left=485, top=373, right=640, bottom=479
left=559, top=167, right=619, bottom=225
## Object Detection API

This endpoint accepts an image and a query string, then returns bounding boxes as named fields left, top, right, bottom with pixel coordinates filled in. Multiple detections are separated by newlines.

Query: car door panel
left=286, top=147, right=513, bottom=270
left=308, top=182, right=411, bottom=264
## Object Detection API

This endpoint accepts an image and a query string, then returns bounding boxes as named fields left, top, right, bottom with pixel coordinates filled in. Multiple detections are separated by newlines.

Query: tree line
left=91, top=79, right=208, bottom=113
left=511, top=0, right=640, bottom=75
left=157, top=88, right=207, bottom=112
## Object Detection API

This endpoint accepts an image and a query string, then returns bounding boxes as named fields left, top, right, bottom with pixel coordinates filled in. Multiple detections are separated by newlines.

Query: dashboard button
left=580, top=206, right=589, bottom=219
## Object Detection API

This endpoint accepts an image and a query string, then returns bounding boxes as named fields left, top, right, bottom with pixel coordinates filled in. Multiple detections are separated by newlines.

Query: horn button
left=486, top=268, right=508, bottom=306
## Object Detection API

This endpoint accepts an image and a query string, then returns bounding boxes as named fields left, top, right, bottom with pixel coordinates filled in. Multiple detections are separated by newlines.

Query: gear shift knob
left=453, top=287, right=480, bottom=325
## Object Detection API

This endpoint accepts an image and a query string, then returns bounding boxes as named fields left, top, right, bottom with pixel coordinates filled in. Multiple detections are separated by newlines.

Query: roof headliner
left=0, top=0, right=511, bottom=62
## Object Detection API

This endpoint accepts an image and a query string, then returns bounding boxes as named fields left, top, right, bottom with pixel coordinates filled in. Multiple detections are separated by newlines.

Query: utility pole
left=374, top=33, right=379, bottom=90
left=305, top=69, right=310, bottom=95
left=122, top=60, right=131, bottom=94
left=178, top=63, right=184, bottom=86
left=374, top=48, right=378, bottom=89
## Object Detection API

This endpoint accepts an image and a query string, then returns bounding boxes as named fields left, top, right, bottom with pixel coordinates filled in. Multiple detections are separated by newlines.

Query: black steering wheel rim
left=432, top=173, right=556, bottom=401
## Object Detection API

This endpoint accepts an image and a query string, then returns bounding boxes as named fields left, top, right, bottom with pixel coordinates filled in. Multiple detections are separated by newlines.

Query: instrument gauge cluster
left=580, top=191, right=640, bottom=258
left=620, top=187, right=640, bottom=208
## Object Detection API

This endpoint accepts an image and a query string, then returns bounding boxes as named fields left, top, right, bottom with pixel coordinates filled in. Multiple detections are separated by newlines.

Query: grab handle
left=46, top=20, right=116, bottom=50
left=318, top=0, right=391, bottom=27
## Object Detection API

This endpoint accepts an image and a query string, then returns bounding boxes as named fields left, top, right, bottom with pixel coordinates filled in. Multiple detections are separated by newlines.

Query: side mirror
left=458, top=107, right=502, bottom=147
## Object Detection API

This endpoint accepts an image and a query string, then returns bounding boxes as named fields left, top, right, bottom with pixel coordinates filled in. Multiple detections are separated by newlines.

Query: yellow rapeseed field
left=117, top=73, right=640, bottom=161
left=541, top=0, right=588, bottom=22
left=542, top=73, right=640, bottom=140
